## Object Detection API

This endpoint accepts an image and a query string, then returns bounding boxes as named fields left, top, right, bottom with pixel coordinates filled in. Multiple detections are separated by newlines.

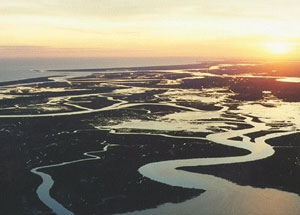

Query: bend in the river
left=31, top=142, right=118, bottom=215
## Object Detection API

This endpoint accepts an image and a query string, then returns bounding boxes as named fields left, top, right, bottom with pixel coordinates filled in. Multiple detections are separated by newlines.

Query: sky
left=1, top=0, right=300, bottom=59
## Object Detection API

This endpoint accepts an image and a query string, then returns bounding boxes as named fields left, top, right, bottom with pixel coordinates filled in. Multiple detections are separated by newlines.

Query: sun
left=267, top=42, right=292, bottom=54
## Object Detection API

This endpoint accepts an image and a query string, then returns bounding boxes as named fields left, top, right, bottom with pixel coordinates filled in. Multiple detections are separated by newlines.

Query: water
left=1, top=65, right=300, bottom=214
left=0, top=57, right=197, bottom=82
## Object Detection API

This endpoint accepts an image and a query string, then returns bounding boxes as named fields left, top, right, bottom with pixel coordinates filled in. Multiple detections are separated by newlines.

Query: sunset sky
left=1, top=0, right=300, bottom=59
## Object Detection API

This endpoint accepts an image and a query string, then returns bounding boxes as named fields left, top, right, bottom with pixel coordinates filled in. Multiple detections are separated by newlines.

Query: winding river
left=30, top=141, right=119, bottom=215
left=25, top=102, right=300, bottom=214
left=127, top=118, right=300, bottom=214
left=1, top=75, right=300, bottom=214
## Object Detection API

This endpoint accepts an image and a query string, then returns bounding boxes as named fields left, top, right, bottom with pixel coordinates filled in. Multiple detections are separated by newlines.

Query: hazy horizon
left=1, top=0, right=300, bottom=59
left=0, top=56, right=201, bottom=82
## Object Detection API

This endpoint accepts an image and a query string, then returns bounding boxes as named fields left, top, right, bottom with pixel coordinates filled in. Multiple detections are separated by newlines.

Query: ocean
left=0, top=57, right=198, bottom=83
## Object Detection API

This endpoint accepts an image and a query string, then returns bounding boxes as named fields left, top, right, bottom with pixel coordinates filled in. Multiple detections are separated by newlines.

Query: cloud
left=0, top=45, right=151, bottom=58
left=1, top=0, right=300, bottom=58
left=0, top=0, right=292, bottom=20
left=1, top=0, right=299, bottom=24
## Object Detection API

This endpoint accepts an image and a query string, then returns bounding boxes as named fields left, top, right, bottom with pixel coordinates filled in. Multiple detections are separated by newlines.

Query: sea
left=0, top=57, right=198, bottom=83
